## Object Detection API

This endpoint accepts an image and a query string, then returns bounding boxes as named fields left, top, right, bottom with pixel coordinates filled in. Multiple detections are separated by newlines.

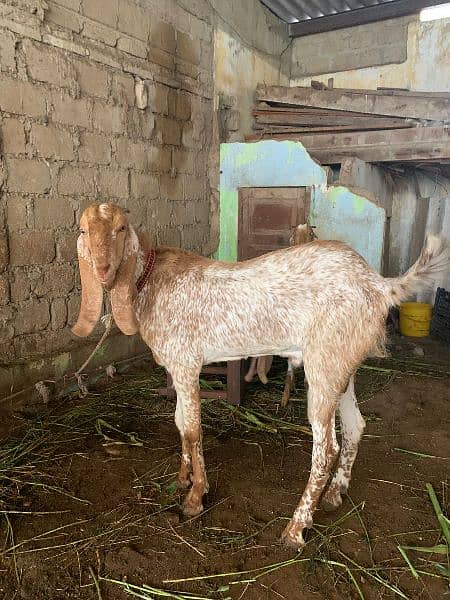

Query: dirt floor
left=0, top=335, right=449, bottom=600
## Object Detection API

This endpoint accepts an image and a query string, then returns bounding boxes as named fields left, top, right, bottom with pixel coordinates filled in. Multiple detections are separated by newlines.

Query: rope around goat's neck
left=74, top=295, right=113, bottom=397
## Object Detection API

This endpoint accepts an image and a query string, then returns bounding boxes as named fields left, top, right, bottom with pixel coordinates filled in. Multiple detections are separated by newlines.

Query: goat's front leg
left=244, top=357, right=258, bottom=383
left=175, top=397, right=192, bottom=490
left=282, top=386, right=339, bottom=548
left=257, top=355, right=273, bottom=384
left=172, top=371, right=208, bottom=516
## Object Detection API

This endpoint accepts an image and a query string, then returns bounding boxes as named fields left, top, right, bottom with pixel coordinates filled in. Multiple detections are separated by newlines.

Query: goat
left=72, top=203, right=448, bottom=548
left=244, top=354, right=273, bottom=384
left=245, top=224, right=317, bottom=406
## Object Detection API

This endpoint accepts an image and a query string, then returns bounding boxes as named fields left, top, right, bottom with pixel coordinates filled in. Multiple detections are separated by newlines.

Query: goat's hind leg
left=282, top=383, right=340, bottom=548
left=281, top=360, right=294, bottom=407
left=322, top=375, right=365, bottom=511
left=281, top=355, right=303, bottom=407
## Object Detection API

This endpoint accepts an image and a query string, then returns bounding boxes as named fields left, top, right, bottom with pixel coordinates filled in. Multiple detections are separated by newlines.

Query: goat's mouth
left=95, top=267, right=115, bottom=290
left=101, top=279, right=114, bottom=291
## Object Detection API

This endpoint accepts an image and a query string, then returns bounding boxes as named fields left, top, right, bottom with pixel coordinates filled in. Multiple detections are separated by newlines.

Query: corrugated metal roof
left=260, top=0, right=449, bottom=36
left=260, top=0, right=397, bottom=24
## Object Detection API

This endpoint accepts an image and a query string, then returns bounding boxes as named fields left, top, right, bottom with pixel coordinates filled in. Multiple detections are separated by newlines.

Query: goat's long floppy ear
left=71, top=235, right=103, bottom=338
left=109, top=228, right=140, bottom=336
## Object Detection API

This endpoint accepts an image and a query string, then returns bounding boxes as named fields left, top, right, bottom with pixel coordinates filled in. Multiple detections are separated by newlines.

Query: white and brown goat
left=72, top=203, right=448, bottom=548
left=245, top=223, right=317, bottom=405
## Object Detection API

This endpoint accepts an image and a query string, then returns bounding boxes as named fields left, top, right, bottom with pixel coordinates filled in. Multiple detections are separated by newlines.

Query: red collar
left=136, top=248, right=156, bottom=293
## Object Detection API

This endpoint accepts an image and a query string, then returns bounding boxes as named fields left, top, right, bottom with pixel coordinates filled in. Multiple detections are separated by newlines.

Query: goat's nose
left=97, top=264, right=110, bottom=279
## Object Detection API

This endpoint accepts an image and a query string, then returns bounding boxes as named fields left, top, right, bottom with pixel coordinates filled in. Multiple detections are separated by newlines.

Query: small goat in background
left=72, top=204, right=447, bottom=548
left=245, top=223, right=317, bottom=405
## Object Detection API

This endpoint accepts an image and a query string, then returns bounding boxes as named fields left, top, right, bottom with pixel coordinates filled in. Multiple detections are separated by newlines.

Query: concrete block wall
left=291, top=16, right=409, bottom=78
left=388, top=173, right=450, bottom=299
left=290, top=15, right=450, bottom=92
left=0, top=0, right=289, bottom=395
left=0, top=0, right=216, bottom=392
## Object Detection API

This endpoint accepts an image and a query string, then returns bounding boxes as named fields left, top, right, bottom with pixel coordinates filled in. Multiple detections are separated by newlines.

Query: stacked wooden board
left=247, top=84, right=450, bottom=164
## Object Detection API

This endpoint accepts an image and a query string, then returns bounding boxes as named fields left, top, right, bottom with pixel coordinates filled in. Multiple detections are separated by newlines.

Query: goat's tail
left=388, top=235, right=449, bottom=306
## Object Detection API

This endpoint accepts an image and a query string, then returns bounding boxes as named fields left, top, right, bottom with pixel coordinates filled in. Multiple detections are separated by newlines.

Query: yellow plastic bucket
left=399, top=302, right=432, bottom=337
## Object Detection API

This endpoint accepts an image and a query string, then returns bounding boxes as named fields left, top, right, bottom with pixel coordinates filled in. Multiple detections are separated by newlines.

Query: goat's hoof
left=322, top=482, right=345, bottom=511
left=182, top=501, right=204, bottom=517
left=281, top=522, right=305, bottom=550
left=321, top=495, right=342, bottom=512
left=176, top=477, right=191, bottom=490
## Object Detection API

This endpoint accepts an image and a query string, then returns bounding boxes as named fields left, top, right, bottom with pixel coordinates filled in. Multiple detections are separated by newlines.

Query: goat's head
left=290, top=224, right=317, bottom=246
left=71, top=203, right=139, bottom=338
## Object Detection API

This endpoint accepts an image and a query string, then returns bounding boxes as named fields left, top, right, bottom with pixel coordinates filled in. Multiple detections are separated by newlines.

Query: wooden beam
left=256, top=85, right=450, bottom=122
left=253, top=125, right=412, bottom=134
left=245, top=127, right=450, bottom=164
left=289, top=0, right=449, bottom=37
left=253, top=112, right=413, bottom=129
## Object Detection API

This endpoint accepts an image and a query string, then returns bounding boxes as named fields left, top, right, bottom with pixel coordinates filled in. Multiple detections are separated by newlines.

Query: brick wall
left=0, top=0, right=215, bottom=391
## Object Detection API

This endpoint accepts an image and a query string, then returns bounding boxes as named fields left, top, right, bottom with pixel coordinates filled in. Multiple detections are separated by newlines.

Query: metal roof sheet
left=260, top=0, right=449, bottom=35
left=260, top=0, right=395, bottom=24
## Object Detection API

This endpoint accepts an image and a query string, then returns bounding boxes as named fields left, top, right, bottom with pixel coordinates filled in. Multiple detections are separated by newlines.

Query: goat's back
left=135, top=241, right=389, bottom=366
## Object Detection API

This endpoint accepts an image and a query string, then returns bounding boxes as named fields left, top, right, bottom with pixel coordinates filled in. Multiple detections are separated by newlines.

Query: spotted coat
left=72, top=203, right=448, bottom=548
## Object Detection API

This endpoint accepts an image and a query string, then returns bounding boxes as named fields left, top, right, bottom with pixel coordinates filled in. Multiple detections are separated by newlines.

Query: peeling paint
left=216, top=141, right=386, bottom=271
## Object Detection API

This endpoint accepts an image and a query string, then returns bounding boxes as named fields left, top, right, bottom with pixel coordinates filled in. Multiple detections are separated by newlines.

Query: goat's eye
left=119, top=225, right=126, bottom=232
left=80, top=228, right=86, bottom=235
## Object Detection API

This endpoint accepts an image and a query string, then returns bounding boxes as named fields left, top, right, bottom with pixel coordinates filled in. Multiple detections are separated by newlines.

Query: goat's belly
left=203, top=345, right=302, bottom=365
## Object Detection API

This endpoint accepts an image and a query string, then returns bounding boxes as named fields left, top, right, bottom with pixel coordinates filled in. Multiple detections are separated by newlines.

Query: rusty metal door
left=238, top=187, right=310, bottom=260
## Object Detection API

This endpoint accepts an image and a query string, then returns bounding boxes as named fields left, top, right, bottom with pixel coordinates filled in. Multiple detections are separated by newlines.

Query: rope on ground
left=74, top=298, right=113, bottom=397
left=3, top=296, right=123, bottom=404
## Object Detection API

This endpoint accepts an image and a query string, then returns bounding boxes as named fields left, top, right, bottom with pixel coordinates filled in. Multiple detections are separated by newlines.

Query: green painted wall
left=216, top=140, right=386, bottom=272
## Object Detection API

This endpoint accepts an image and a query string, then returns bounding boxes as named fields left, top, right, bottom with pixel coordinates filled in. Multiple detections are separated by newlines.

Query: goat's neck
left=131, top=226, right=147, bottom=285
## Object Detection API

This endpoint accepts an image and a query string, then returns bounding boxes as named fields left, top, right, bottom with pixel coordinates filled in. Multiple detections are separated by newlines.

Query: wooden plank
left=259, top=88, right=450, bottom=100
left=256, top=85, right=450, bottom=122
left=254, top=103, right=437, bottom=120
left=226, top=360, right=245, bottom=406
left=245, top=127, right=450, bottom=164
left=202, top=365, right=227, bottom=375
left=253, top=124, right=413, bottom=134
left=346, top=88, right=450, bottom=99
left=252, top=110, right=412, bottom=125
left=253, top=112, right=413, bottom=129
left=255, top=103, right=387, bottom=116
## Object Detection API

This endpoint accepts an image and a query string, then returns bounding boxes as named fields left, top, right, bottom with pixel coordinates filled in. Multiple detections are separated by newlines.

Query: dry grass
left=0, top=355, right=449, bottom=599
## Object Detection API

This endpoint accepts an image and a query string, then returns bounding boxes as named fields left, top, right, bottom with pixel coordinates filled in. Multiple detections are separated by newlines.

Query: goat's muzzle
left=94, top=263, right=115, bottom=289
